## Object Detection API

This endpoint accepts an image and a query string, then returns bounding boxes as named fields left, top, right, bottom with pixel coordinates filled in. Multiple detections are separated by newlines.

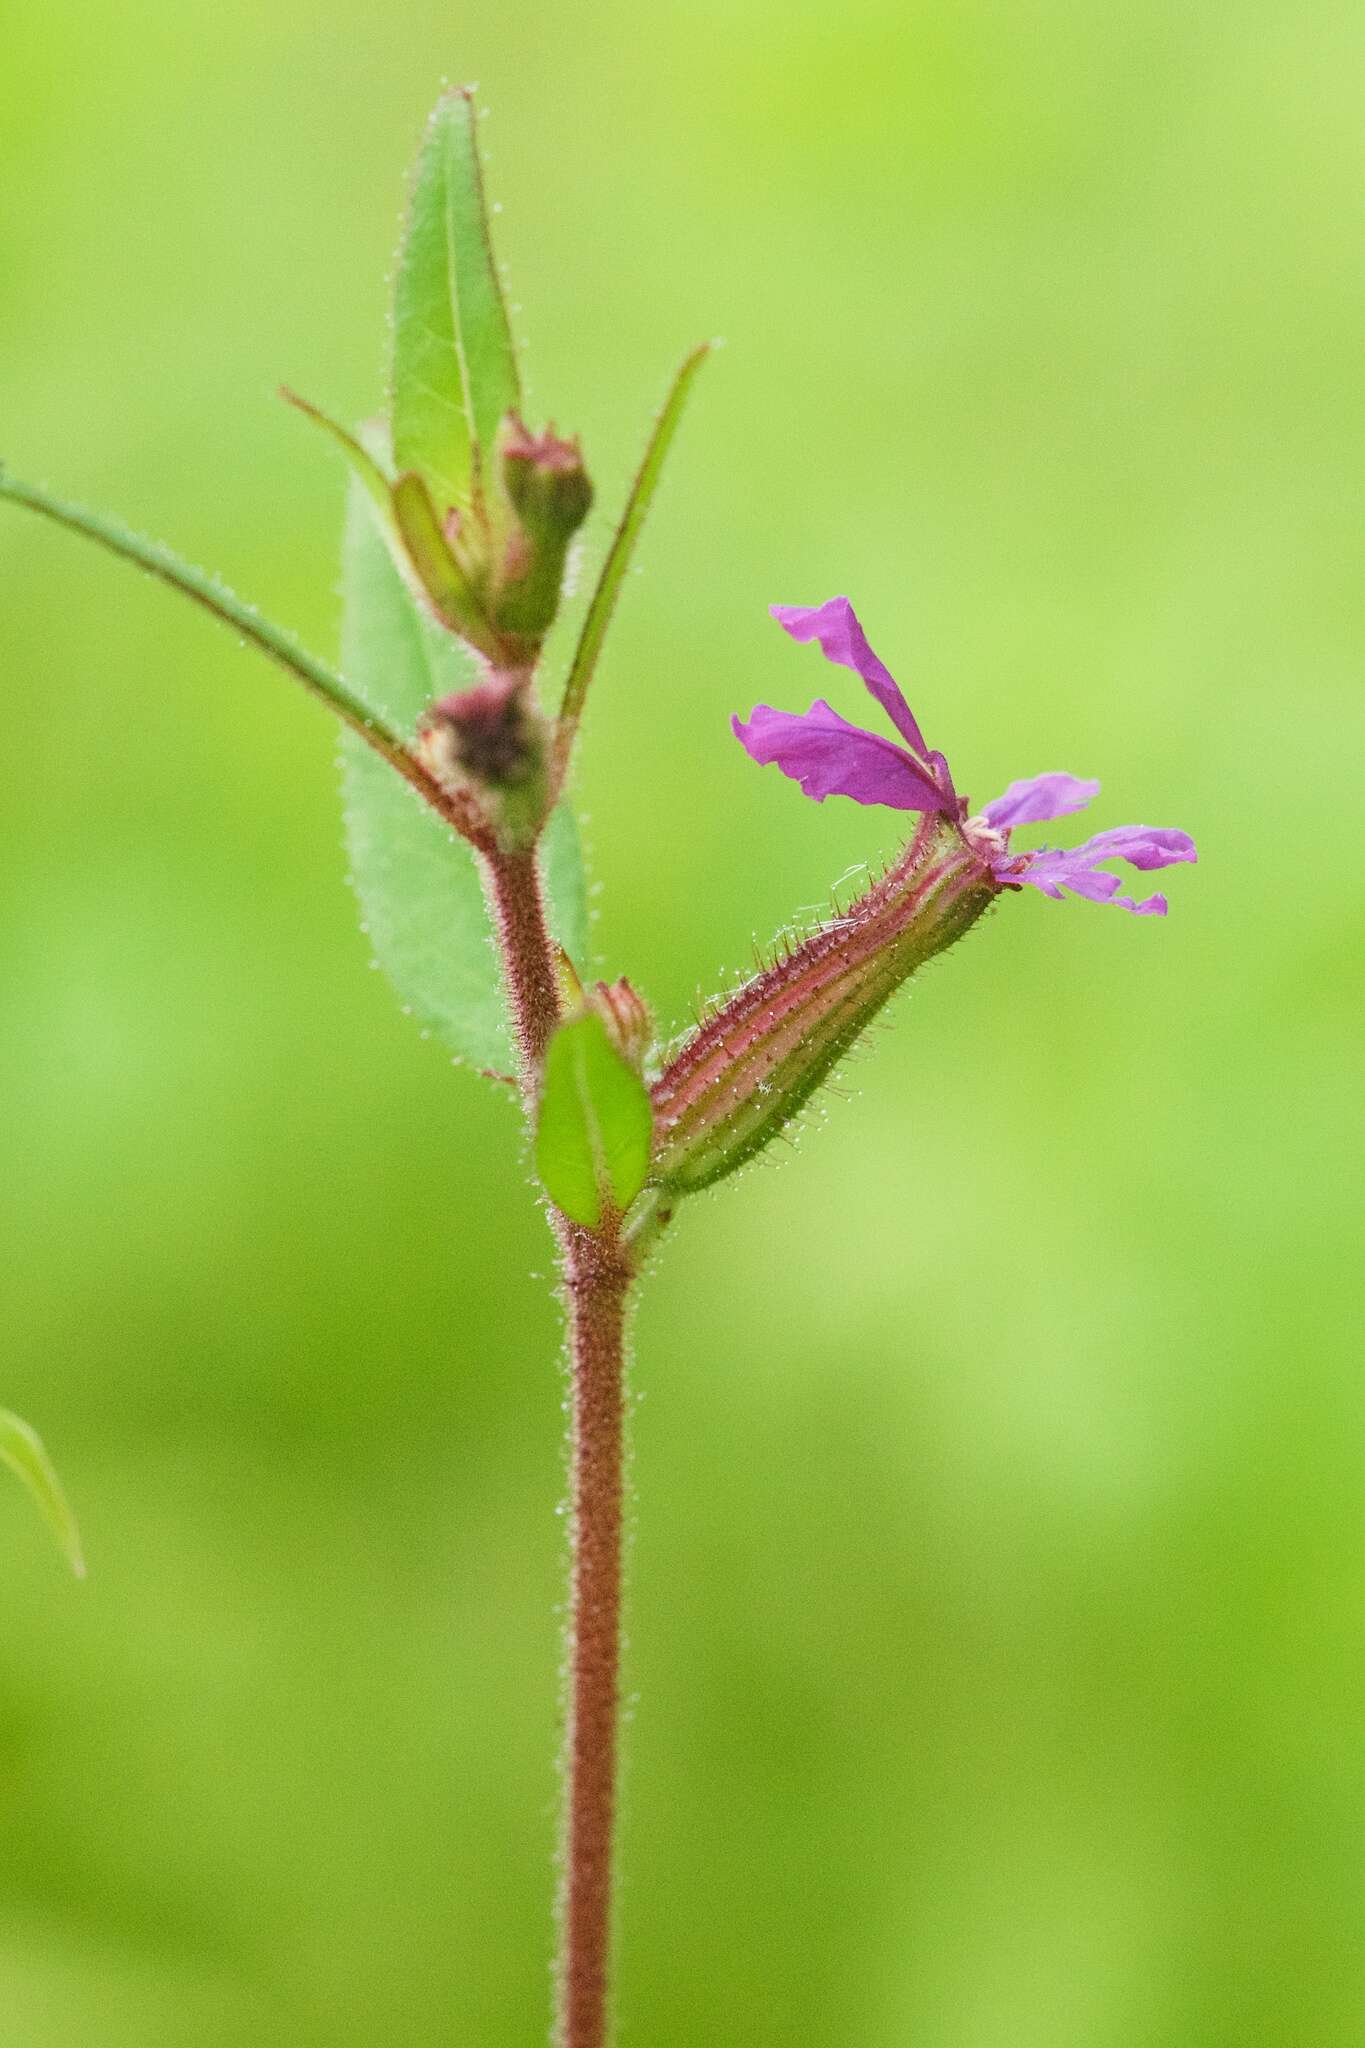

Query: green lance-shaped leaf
left=535, top=1013, right=654, bottom=1229
left=392, top=86, right=522, bottom=512
left=554, top=342, right=710, bottom=784
left=341, top=474, right=589, bottom=1073
left=0, top=1410, right=85, bottom=1578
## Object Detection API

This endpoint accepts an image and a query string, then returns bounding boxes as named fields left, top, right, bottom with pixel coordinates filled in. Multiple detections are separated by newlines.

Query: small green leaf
left=555, top=343, right=710, bottom=777
left=0, top=1411, right=84, bottom=1578
left=392, top=87, right=522, bottom=511
left=535, top=1014, right=654, bottom=1228
left=340, top=474, right=589, bottom=1071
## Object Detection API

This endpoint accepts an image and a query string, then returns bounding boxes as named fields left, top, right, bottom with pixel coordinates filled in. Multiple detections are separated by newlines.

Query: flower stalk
left=480, top=845, right=564, bottom=1080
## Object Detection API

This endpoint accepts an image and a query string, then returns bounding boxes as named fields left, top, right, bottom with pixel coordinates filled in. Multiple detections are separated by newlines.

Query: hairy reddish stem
left=558, top=1231, right=631, bottom=2048
left=482, top=846, right=564, bottom=1083
left=480, top=838, right=632, bottom=2048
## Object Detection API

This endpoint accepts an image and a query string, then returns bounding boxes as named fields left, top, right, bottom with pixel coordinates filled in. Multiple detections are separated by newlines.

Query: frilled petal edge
left=1009, top=823, right=1197, bottom=915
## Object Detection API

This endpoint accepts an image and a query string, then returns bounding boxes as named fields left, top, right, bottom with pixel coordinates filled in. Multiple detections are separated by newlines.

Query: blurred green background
left=2, top=2, right=1361, bottom=2043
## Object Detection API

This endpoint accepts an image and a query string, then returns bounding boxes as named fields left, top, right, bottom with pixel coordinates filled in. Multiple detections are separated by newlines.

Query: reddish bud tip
left=590, top=976, right=653, bottom=1070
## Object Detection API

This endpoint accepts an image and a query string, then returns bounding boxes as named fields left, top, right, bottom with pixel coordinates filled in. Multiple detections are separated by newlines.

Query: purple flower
left=733, top=597, right=1196, bottom=918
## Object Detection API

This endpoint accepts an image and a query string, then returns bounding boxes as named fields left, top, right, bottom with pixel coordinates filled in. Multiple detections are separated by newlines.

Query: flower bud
left=553, top=951, right=653, bottom=1073
left=650, top=814, right=995, bottom=1194
left=416, top=672, right=551, bottom=850
left=588, top=976, right=653, bottom=1072
left=488, top=415, right=592, bottom=643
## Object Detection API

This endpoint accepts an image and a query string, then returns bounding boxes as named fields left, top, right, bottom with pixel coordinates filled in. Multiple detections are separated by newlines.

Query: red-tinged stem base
left=558, top=1231, right=632, bottom=2048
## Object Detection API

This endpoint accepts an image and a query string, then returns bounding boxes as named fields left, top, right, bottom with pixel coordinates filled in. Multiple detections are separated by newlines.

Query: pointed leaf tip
left=392, top=88, right=521, bottom=512
left=0, top=1410, right=85, bottom=1578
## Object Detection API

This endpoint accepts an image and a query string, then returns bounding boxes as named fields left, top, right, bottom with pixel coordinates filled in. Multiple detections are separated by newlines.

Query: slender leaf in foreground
left=0, top=1410, right=84, bottom=1578
left=390, top=471, right=498, bottom=653
left=280, top=386, right=395, bottom=525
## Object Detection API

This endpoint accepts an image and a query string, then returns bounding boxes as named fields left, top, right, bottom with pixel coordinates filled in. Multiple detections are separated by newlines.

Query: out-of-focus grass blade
left=0, top=1410, right=84, bottom=1578
left=391, top=87, right=522, bottom=512
left=554, top=343, right=710, bottom=779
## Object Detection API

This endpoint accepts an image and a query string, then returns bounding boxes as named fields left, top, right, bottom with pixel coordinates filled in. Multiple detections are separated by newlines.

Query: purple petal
left=1010, top=822, right=1196, bottom=916
left=981, top=772, right=1100, bottom=830
left=770, top=597, right=930, bottom=756
left=732, top=701, right=952, bottom=812
left=1062, top=824, right=1198, bottom=870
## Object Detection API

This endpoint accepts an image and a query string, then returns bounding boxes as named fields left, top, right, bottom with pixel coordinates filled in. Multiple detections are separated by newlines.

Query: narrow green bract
left=0, top=469, right=399, bottom=764
left=391, top=87, right=522, bottom=511
left=557, top=344, right=710, bottom=751
left=535, top=1014, right=654, bottom=1228
left=0, top=1410, right=84, bottom=1578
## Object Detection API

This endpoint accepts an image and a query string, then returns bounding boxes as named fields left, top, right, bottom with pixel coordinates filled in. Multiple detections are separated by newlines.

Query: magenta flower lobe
left=735, top=597, right=1196, bottom=918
